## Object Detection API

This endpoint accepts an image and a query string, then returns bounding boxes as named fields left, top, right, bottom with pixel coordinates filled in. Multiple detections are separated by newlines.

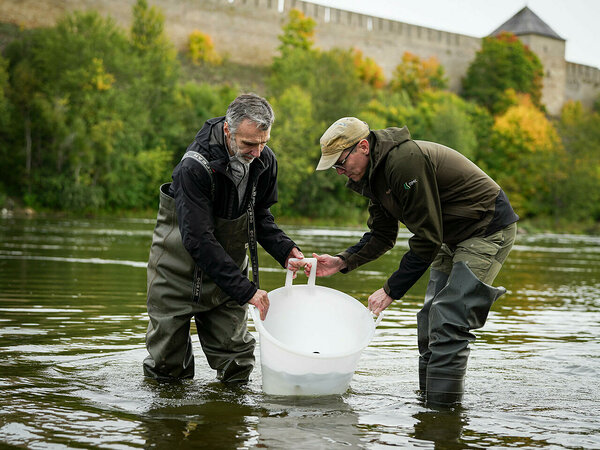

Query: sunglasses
left=331, top=144, right=357, bottom=171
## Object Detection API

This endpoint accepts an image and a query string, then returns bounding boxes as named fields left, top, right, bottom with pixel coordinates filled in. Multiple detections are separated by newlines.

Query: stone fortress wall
left=1, top=0, right=598, bottom=114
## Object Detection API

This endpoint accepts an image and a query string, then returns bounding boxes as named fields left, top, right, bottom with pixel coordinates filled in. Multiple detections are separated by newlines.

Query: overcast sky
left=309, top=0, right=600, bottom=69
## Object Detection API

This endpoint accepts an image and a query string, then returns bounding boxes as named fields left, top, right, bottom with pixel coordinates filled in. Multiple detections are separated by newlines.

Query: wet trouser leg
left=417, top=223, right=517, bottom=406
left=416, top=269, right=449, bottom=392
left=195, top=300, right=256, bottom=383
left=144, top=303, right=195, bottom=379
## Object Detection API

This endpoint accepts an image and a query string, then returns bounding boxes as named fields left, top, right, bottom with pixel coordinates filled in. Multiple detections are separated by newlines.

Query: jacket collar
left=345, top=126, right=412, bottom=197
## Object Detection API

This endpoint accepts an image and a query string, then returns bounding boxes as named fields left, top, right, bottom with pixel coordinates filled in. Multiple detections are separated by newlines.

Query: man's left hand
left=285, top=247, right=304, bottom=278
left=368, top=288, right=394, bottom=316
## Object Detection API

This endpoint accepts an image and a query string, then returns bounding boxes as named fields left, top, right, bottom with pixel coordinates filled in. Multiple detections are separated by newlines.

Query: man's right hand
left=307, top=253, right=347, bottom=277
left=248, top=289, right=269, bottom=320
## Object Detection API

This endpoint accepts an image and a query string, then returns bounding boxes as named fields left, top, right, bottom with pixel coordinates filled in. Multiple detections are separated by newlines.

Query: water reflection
left=141, top=381, right=261, bottom=448
left=411, top=409, right=467, bottom=448
left=257, top=396, right=360, bottom=448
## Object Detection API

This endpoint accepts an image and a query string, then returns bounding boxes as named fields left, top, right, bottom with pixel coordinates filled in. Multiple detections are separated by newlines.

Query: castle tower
left=491, top=6, right=566, bottom=115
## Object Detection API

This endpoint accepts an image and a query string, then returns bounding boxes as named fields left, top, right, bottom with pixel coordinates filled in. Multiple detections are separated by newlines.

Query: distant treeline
left=0, top=2, right=599, bottom=230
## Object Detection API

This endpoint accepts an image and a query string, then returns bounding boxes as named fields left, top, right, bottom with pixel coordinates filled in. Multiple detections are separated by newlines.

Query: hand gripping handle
left=285, top=257, right=317, bottom=287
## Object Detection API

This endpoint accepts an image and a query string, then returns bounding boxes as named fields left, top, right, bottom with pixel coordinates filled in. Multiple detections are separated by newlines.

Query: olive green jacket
left=338, top=126, right=518, bottom=299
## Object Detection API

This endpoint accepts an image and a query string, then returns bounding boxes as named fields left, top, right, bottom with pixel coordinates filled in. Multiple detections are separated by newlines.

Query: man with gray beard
left=143, top=94, right=303, bottom=382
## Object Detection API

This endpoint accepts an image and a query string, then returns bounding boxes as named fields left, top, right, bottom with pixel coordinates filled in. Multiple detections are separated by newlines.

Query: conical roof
left=491, top=6, right=564, bottom=40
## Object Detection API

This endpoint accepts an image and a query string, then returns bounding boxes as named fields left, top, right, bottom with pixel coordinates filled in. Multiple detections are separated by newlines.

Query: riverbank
left=2, top=198, right=598, bottom=235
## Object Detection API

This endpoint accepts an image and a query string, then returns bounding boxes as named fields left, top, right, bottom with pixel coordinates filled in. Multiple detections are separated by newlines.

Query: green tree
left=416, top=91, right=480, bottom=160
left=555, top=101, right=600, bottom=224
left=277, top=8, right=316, bottom=54
left=2, top=6, right=183, bottom=211
left=270, top=47, right=371, bottom=126
left=0, top=56, right=9, bottom=130
left=268, top=11, right=374, bottom=220
left=170, top=82, right=238, bottom=155
left=0, top=54, right=14, bottom=199
left=129, top=0, right=180, bottom=152
left=360, top=90, right=485, bottom=161
left=268, top=85, right=318, bottom=215
left=3, top=12, right=133, bottom=208
left=462, top=32, right=544, bottom=115
left=270, top=9, right=372, bottom=126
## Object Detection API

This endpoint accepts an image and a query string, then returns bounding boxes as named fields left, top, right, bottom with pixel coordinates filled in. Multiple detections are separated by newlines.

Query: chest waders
left=416, top=224, right=515, bottom=406
left=416, top=262, right=506, bottom=407
left=143, top=183, right=256, bottom=382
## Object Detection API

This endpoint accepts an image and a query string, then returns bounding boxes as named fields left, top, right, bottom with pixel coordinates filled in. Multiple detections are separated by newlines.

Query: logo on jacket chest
left=403, top=178, right=418, bottom=190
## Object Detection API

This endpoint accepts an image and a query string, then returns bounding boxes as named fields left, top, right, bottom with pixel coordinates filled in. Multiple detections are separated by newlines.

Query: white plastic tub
left=250, top=258, right=382, bottom=396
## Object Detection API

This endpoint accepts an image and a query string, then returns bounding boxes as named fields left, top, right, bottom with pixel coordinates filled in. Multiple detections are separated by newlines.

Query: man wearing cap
left=309, top=117, right=519, bottom=406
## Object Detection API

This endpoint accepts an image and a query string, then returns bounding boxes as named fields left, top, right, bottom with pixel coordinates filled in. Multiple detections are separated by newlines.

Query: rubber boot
left=425, top=262, right=506, bottom=407
left=416, top=269, right=449, bottom=394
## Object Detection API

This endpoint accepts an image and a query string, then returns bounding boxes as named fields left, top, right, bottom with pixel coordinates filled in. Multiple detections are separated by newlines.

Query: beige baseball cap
left=316, top=117, right=370, bottom=171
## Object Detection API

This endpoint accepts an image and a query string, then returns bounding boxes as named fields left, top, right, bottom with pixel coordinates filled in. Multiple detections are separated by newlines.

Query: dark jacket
left=170, top=116, right=297, bottom=304
left=338, top=126, right=518, bottom=299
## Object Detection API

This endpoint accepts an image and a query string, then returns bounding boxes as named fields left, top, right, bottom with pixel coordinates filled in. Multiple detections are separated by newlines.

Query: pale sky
left=310, top=0, right=600, bottom=69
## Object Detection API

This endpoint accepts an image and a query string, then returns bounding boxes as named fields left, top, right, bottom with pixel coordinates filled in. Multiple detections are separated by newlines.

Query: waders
left=417, top=262, right=506, bottom=406
left=143, top=183, right=255, bottom=382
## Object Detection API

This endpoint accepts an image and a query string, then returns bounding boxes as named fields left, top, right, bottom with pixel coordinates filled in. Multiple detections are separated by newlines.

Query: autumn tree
left=486, top=95, right=564, bottom=217
left=462, top=32, right=544, bottom=115
left=390, top=52, right=447, bottom=102
left=269, top=10, right=370, bottom=125
left=277, top=8, right=316, bottom=55
left=187, top=30, right=222, bottom=65
left=353, top=48, right=385, bottom=89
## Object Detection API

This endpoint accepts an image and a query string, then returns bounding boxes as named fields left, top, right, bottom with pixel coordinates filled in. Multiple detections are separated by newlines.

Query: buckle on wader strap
left=247, top=186, right=260, bottom=289
left=192, top=266, right=203, bottom=302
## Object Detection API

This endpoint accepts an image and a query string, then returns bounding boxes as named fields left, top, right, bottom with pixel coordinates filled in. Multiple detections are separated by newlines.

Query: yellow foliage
left=494, top=94, right=561, bottom=152
left=352, top=49, right=385, bottom=89
left=391, top=51, right=447, bottom=99
left=187, top=30, right=222, bottom=65
left=89, top=58, right=115, bottom=91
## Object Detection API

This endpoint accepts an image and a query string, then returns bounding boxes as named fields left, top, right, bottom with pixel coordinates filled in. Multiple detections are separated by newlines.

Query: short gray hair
left=225, top=93, right=275, bottom=136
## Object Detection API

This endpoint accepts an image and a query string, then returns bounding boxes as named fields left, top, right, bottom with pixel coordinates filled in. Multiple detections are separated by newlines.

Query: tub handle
left=373, top=312, right=384, bottom=327
left=286, top=257, right=317, bottom=287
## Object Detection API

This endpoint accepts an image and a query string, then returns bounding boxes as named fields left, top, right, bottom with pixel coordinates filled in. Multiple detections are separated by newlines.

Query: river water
left=0, top=216, right=599, bottom=449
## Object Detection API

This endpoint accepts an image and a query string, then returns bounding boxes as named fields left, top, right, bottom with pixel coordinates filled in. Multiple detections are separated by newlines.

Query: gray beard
left=234, top=153, right=252, bottom=166
left=228, top=136, right=253, bottom=166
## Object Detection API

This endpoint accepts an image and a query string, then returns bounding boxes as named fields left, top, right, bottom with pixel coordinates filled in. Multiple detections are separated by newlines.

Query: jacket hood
left=368, top=126, right=411, bottom=176
left=346, top=126, right=411, bottom=196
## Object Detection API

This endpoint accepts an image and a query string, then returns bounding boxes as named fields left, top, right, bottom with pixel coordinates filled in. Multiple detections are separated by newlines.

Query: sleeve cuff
left=335, top=252, right=352, bottom=273
left=383, top=281, right=392, bottom=297
left=237, top=282, right=258, bottom=306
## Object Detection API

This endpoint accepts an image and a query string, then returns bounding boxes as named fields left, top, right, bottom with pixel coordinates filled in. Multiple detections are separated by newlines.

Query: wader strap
left=247, top=186, right=260, bottom=289
left=181, top=151, right=215, bottom=200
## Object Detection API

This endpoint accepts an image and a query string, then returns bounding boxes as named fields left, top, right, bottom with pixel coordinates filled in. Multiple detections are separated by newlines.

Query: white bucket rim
left=250, top=284, right=378, bottom=359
